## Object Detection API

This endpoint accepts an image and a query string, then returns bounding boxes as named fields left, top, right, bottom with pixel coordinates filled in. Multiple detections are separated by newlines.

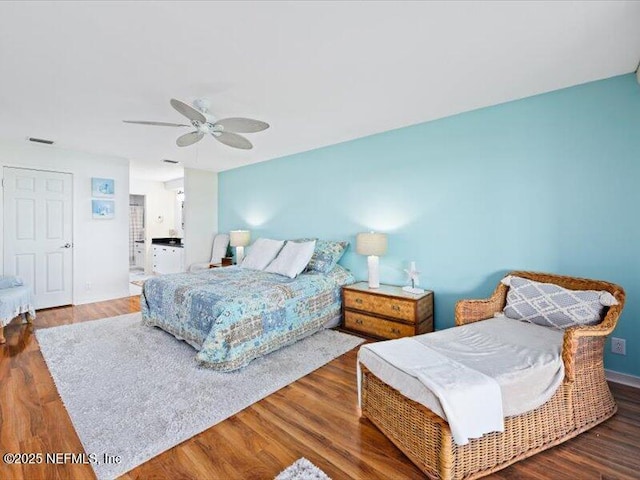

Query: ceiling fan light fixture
left=193, top=98, right=211, bottom=114
left=197, top=123, right=211, bottom=134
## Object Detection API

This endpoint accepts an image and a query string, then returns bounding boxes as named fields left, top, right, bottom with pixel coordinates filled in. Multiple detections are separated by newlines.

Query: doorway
left=129, top=194, right=145, bottom=271
left=3, top=167, right=73, bottom=309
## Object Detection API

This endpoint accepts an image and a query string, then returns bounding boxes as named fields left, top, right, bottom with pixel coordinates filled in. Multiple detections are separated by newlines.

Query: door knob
left=62, top=243, right=72, bottom=248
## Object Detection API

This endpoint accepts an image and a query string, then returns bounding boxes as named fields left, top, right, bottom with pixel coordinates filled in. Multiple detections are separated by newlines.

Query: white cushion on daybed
left=358, top=315, right=564, bottom=421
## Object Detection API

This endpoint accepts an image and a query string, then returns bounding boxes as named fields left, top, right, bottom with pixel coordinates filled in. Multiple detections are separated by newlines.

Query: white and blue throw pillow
left=0, top=275, right=23, bottom=289
left=502, top=275, right=618, bottom=329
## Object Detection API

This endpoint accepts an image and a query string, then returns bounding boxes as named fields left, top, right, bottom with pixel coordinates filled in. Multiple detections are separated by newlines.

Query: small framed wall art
left=92, top=199, right=115, bottom=219
left=91, top=177, right=115, bottom=197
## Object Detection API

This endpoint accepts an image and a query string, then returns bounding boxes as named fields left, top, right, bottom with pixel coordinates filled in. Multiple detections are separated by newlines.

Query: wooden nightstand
left=342, top=282, right=434, bottom=340
left=209, top=257, right=234, bottom=268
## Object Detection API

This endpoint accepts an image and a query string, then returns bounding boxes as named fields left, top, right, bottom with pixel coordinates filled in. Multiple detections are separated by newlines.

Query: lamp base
left=367, top=255, right=380, bottom=289
left=402, top=286, right=425, bottom=294
left=236, top=246, right=245, bottom=265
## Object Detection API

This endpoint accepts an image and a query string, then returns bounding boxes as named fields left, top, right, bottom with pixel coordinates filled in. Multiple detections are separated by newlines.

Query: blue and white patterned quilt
left=141, top=265, right=355, bottom=371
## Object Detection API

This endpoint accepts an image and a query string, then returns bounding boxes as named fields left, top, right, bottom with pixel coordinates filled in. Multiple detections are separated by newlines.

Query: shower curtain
left=129, top=205, right=144, bottom=264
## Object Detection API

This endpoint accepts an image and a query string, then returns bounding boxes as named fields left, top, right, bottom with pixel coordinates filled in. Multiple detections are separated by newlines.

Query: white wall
left=129, top=178, right=177, bottom=274
left=0, top=140, right=130, bottom=304
left=164, top=177, right=184, bottom=238
left=164, top=178, right=184, bottom=190
left=183, top=168, right=218, bottom=269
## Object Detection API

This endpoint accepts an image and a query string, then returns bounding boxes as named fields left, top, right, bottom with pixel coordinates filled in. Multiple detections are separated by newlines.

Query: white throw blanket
left=358, top=337, right=504, bottom=445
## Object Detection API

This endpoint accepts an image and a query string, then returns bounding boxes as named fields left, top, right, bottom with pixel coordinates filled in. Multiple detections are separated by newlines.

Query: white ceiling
left=1, top=1, right=639, bottom=182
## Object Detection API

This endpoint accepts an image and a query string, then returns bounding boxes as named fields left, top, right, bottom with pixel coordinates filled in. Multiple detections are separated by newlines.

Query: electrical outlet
left=611, top=337, right=626, bottom=355
left=85, top=282, right=92, bottom=292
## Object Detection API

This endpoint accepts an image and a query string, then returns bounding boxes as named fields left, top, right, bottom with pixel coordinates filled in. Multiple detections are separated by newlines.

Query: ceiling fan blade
left=214, top=132, right=253, bottom=150
left=123, top=120, right=189, bottom=127
left=215, top=117, right=270, bottom=133
left=170, top=98, right=207, bottom=123
left=176, top=131, right=204, bottom=147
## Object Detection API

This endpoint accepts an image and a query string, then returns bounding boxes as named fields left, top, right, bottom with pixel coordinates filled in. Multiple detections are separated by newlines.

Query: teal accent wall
left=219, top=74, right=640, bottom=377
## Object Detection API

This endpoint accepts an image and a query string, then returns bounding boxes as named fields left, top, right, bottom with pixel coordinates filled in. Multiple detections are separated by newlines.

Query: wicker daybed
left=360, top=271, right=625, bottom=480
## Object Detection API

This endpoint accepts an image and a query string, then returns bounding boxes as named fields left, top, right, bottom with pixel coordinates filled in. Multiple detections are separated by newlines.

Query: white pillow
left=265, top=240, right=317, bottom=278
left=241, top=238, right=285, bottom=270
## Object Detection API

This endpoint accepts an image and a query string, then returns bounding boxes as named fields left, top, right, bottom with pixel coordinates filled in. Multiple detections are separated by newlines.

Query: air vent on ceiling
left=162, top=159, right=179, bottom=164
left=28, top=137, right=55, bottom=145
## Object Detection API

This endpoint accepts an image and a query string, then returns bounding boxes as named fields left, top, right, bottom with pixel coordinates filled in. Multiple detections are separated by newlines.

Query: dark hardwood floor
left=1, top=296, right=639, bottom=480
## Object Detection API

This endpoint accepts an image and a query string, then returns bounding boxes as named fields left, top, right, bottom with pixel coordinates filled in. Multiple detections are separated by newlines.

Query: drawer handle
left=391, top=328, right=401, bottom=334
left=355, top=298, right=363, bottom=304
left=391, top=305, right=401, bottom=311
left=355, top=319, right=364, bottom=325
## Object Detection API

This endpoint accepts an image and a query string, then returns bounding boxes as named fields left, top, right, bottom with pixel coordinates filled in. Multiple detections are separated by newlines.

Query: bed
left=141, top=264, right=355, bottom=371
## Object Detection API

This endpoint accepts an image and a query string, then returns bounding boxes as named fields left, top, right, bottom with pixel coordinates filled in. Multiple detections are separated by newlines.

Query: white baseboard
left=73, top=288, right=131, bottom=305
left=605, top=369, right=640, bottom=389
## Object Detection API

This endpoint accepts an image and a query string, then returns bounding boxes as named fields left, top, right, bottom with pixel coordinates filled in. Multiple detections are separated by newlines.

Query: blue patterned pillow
left=306, top=240, right=349, bottom=274
left=325, top=264, right=356, bottom=286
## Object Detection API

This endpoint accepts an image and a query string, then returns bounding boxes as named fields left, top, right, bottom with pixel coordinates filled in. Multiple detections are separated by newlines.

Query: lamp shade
left=230, top=230, right=251, bottom=247
left=356, top=232, right=387, bottom=256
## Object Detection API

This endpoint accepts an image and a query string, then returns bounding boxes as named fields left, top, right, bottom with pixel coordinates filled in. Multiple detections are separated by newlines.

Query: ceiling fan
left=123, top=98, right=269, bottom=150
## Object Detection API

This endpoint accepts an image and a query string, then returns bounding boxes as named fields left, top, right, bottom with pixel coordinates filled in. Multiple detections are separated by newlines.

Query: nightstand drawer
left=344, top=311, right=414, bottom=339
left=344, top=290, right=415, bottom=322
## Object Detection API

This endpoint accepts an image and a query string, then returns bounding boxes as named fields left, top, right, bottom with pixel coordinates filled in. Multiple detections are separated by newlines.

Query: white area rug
left=36, top=313, right=363, bottom=480
left=275, top=458, right=331, bottom=480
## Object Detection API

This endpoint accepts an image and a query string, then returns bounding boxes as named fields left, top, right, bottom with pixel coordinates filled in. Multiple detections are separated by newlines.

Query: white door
left=3, top=167, right=73, bottom=309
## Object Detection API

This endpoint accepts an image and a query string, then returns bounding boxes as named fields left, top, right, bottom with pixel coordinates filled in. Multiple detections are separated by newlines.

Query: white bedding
left=358, top=315, right=564, bottom=443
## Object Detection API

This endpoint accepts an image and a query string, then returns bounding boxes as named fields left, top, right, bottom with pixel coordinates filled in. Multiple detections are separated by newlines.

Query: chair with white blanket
left=188, top=233, right=230, bottom=273
left=358, top=271, right=625, bottom=480
left=0, top=276, right=36, bottom=344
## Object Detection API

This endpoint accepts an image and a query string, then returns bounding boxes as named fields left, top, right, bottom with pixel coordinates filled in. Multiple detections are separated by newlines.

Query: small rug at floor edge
left=275, top=457, right=331, bottom=480
left=36, top=313, right=363, bottom=480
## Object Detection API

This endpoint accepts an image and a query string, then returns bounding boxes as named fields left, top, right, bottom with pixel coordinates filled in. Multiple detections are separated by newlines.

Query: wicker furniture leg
left=0, top=313, right=35, bottom=344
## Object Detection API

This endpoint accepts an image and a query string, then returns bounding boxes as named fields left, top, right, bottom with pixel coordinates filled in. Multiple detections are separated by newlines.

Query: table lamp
left=356, top=232, right=388, bottom=289
left=230, top=230, right=251, bottom=264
